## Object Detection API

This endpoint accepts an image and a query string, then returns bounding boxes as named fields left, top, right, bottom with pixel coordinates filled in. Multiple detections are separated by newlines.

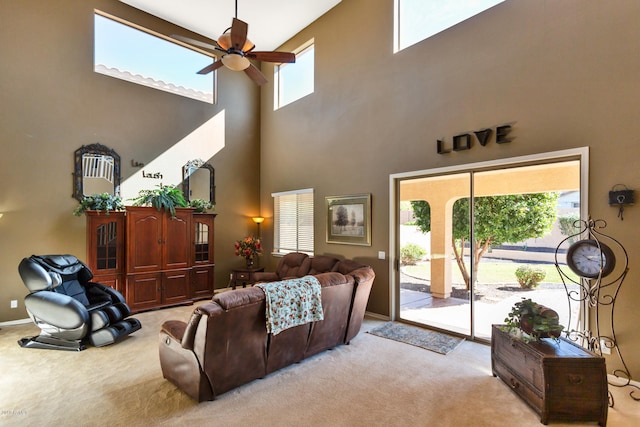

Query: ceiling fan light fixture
left=217, top=32, right=254, bottom=52
left=221, top=53, right=250, bottom=71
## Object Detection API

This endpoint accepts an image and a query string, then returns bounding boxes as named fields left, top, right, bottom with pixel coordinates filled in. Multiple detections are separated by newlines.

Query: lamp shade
left=221, top=53, right=250, bottom=71
left=252, top=217, right=265, bottom=224
left=217, top=33, right=254, bottom=52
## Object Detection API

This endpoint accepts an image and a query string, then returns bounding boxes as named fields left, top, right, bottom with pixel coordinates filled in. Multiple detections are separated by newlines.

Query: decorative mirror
left=183, top=159, right=215, bottom=204
left=73, top=143, right=121, bottom=201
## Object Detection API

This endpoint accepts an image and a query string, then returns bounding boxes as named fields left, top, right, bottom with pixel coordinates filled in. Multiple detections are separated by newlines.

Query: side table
left=230, top=267, right=265, bottom=289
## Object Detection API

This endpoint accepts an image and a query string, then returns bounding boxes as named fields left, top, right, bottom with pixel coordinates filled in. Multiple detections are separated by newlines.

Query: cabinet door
left=86, top=211, right=125, bottom=276
left=192, top=266, right=214, bottom=299
left=126, top=273, right=162, bottom=311
left=93, top=273, right=124, bottom=295
left=193, top=214, right=215, bottom=265
left=163, top=209, right=191, bottom=270
left=162, top=269, right=191, bottom=305
left=126, top=208, right=163, bottom=273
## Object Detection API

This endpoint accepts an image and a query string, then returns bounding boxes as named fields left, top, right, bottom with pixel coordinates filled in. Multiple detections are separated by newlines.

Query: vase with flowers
left=234, top=235, right=262, bottom=268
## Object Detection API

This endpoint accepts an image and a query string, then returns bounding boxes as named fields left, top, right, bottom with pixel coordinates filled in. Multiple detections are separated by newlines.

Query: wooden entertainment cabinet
left=491, top=325, right=608, bottom=426
left=85, top=207, right=215, bottom=312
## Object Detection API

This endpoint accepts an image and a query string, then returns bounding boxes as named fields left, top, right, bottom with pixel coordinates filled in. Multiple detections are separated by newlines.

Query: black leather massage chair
left=17, top=254, right=141, bottom=351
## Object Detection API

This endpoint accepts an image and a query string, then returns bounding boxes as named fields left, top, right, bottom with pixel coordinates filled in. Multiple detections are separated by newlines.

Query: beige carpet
left=1, top=303, right=638, bottom=427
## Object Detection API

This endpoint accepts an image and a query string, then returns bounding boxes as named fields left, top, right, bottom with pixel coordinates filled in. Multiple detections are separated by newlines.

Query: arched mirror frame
left=183, top=159, right=215, bottom=204
left=72, top=143, right=121, bottom=201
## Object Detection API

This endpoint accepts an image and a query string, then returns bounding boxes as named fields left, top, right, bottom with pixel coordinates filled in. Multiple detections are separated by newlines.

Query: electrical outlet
left=600, top=339, right=611, bottom=355
left=10, top=299, right=18, bottom=309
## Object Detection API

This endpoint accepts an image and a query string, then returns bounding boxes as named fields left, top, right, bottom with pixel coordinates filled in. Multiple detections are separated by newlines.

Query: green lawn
left=403, top=261, right=577, bottom=285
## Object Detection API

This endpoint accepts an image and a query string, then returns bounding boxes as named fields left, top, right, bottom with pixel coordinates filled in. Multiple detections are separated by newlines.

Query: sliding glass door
left=396, top=153, right=584, bottom=340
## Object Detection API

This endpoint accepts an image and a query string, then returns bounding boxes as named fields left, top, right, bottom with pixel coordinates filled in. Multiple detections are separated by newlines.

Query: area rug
left=367, top=322, right=465, bottom=355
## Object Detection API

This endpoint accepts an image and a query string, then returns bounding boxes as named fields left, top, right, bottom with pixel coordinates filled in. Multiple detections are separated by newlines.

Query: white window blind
left=272, top=188, right=314, bottom=255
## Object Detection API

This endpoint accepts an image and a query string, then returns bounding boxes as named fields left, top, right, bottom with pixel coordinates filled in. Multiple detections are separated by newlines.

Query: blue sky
left=94, top=14, right=213, bottom=94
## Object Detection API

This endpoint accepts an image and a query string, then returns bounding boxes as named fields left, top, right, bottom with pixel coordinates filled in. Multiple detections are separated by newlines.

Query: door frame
left=388, top=147, right=590, bottom=335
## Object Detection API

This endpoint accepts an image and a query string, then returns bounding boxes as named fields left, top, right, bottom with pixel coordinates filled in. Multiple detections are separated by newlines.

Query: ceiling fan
left=172, top=1, right=296, bottom=86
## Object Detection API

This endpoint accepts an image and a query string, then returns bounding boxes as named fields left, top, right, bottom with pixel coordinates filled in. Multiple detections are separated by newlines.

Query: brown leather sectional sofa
left=158, top=254, right=375, bottom=401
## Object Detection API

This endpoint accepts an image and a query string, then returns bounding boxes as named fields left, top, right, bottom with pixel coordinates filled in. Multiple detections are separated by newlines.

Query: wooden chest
left=491, top=325, right=608, bottom=426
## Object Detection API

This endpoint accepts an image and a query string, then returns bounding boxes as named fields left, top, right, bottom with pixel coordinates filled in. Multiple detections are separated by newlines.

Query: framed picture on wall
left=326, top=194, right=371, bottom=246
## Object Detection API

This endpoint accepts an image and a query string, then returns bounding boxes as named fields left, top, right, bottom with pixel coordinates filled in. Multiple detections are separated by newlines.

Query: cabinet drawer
left=236, top=272, right=250, bottom=281
left=547, top=362, right=606, bottom=398
left=493, top=333, right=544, bottom=391
left=493, top=360, right=543, bottom=414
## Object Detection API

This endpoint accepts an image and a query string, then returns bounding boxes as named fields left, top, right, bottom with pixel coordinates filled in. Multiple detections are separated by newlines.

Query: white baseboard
left=0, top=318, right=31, bottom=327
left=608, top=374, right=640, bottom=389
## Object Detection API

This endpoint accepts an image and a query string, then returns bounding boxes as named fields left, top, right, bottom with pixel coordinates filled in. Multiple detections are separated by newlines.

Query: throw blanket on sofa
left=256, top=276, right=324, bottom=335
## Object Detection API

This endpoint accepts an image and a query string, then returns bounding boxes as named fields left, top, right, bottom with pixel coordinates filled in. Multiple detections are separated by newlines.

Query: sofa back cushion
left=335, top=259, right=367, bottom=275
left=308, top=255, right=340, bottom=275
left=276, top=252, right=311, bottom=279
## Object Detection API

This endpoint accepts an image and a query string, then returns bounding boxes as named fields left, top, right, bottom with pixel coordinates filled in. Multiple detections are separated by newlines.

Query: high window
left=394, top=0, right=506, bottom=52
left=94, top=11, right=215, bottom=103
left=272, top=188, right=314, bottom=255
left=274, top=40, right=314, bottom=110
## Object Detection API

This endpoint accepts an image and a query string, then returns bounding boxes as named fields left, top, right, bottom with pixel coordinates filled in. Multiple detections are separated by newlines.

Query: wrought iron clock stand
left=555, top=217, right=639, bottom=406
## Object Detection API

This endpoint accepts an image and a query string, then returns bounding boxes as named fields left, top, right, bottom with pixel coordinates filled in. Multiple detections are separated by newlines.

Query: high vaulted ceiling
left=119, top=0, right=341, bottom=51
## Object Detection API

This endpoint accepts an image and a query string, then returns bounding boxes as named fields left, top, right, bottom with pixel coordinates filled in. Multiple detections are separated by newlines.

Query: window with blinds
left=272, top=188, right=314, bottom=255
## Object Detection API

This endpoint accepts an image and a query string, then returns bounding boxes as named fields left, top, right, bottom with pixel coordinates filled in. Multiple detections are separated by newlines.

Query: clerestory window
left=274, top=40, right=314, bottom=110
left=94, top=11, right=215, bottom=103
left=394, top=0, right=506, bottom=52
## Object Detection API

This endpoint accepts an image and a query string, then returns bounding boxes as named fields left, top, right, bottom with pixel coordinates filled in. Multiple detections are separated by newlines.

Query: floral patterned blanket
left=256, top=275, right=324, bottom=335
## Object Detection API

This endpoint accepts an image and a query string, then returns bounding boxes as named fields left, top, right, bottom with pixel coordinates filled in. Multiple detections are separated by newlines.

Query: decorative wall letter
left=453, top=134, right=472, bottom=151
left=496, top=125, right=513, bottom=144
left=437, top=139, right=451, bottom=154
left=474, top=129, right=493, bottom=146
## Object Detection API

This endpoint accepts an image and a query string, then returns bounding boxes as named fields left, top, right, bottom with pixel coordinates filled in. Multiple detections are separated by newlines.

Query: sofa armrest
left=345, top=267, right=375, bottom=344
left=161, top=320, right=187, bottom=342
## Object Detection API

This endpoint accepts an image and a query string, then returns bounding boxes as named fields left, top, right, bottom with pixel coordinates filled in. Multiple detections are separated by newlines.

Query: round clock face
left=566, top=239, right=616, bottom=279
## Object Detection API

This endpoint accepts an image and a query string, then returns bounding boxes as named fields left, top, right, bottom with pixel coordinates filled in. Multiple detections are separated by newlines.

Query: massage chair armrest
left=86, top=282, right=127, bottom=305
left=24, top=291, right=90, bottom=329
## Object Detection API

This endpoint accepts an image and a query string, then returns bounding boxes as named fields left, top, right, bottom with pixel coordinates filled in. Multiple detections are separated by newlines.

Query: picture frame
left=326, top=194, right=371, bottom=246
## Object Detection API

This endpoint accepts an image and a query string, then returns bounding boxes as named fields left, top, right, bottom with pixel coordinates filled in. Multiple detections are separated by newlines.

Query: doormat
left=367, top=322, right=465, bottom=355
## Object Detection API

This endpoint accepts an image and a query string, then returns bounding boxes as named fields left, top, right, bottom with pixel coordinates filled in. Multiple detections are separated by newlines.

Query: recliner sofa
left=17, top=254, right=141, bottom=351
left=159, top=256, right=374, bottom=401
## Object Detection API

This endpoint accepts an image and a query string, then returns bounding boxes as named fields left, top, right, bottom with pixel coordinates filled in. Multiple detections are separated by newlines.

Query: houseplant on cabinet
left=503, top=298, right=564, bottom=342
left=73, top=193, right=123, bottom=216
left=188, top=198, right=214, bottom=213
left=130, top=185, right=188, bottom=218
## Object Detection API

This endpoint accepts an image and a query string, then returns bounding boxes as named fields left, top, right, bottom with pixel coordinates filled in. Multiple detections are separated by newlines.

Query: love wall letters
left=437, top=124, right=514, bottom=154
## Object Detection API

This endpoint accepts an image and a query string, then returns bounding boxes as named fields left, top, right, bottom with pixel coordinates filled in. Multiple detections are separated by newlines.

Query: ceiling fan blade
left=246, top=51, right=296, bottom=63
left=230, top=18, right=249, bottom=51
left=244, top=63, right=268, bottom=86
left=197, top=60, right=224, bottom=75
left=170, top=34, right=219, bottom=51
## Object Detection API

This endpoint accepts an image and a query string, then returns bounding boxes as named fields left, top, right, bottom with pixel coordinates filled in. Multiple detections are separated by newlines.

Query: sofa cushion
left=277, top=253, right=311, bottom=278
left=308, top=255, right=340, bottom=275
left=335, top=259, right=366, bottom=275
left=315, top=272, right=352, bottom=288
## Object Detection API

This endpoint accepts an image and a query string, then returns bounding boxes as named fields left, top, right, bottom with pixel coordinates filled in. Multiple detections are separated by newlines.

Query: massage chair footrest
left=89, top=318, right=142, bottom=347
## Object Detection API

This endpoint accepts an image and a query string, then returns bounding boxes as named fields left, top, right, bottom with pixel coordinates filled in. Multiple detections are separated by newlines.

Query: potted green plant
left=503, top=298, right=564, bottom=342
left=188, top=198, right=214, bottom=213
left=73, top=193, right=123, bottom=216
left=129, top=184, right=188, bottom=218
